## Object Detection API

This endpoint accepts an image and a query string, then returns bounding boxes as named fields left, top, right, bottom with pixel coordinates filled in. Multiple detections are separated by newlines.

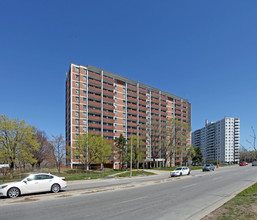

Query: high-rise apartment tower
left=192, top=118, right=240, bottom=164
left=66, top=63, right=191, bottom=168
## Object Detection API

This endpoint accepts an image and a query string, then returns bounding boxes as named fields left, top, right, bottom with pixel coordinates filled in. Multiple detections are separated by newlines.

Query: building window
left=83, top=90, right=87, bottom=95
left=75, top=111, right=79, bottom=116
left=83, top=97, right=87, bottom=102
left=75, top=126, right=79, bottom=131
left=123, top=87, right=126, bottom=92
left=75, top=104, right=79, bottom=109
left=75, top=67, right=80, bottom=72
left=75, top=133, right=79, bottom=138
left=83, top=112, right=87, bottom=117
left=123, top=119, right=126, bottom=123
left=75, top=119, right=79, bottom=124
left=83, top=75, right=87, bottom=81
left=75, top=89, right=79, bottom=94
left=83, top=105, right=87, bottom=109
left=75, top=96, right=79, bottom=101
left=123, top=113, right=126, bottom=117
left=75, top=82, right=79, bottom=87
left=123, top=107, right=126, bottom=110
left=83, top=83, right=87, bottom=88
left=115, top=92, right=117, bottom=96
left=83, top=119, right=87, bottom=124
left=75, top=74, right=79, bottom=79
left=83, top=68, right=87, bottom=73
left=83, top=127, right=87, bottom=132
left=123, top=94, right=126, bottom=98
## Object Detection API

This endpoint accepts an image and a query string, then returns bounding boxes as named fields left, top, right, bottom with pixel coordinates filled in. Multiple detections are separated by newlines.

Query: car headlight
left=0, top=185, right=8, bottom=189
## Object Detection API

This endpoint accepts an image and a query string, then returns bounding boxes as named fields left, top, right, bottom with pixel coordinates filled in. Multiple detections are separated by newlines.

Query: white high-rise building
left=192, top=118, right=240, bottom=164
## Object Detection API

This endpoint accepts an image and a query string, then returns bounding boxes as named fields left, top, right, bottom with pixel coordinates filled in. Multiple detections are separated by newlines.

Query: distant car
left=202, top=164, right=215, bottom=172
left=239, top=162, right=247, bottom=166
left=252, top=161, right=257, bottom=166
left=170, top=167, right=190, bottom=177
left=0, top=173, right=67, bottom=198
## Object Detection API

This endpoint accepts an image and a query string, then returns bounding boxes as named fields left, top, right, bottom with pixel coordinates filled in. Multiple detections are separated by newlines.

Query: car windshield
left=175, top=168, right=182, bottom=170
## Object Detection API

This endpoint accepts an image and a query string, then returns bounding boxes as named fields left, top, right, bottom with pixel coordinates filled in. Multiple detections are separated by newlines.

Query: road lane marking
left=181, top=183, right=197, bottom=189
left=119, top=196, right=148, bottom=204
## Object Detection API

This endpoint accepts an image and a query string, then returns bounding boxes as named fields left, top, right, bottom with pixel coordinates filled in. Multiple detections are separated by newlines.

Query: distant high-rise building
left=66, top=63, right=191, bottom=168
left=192, top=118, right=240, bottom=164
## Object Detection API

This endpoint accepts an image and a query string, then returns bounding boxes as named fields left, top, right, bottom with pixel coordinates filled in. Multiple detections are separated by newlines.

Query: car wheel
left=51, top=184, right=60, bottom=193
left=7, top=187, right=20, bottom=198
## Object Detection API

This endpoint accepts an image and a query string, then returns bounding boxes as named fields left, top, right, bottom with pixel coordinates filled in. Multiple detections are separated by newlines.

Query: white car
left=0, top=173, right=67, bottom=198
left=170, top=167, right=190, bottom=177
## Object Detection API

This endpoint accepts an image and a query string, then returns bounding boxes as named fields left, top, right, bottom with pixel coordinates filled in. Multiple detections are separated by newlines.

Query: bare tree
left=51, top=134, right=66, bottom=174
left=31, top=129, right=52, bottom=169
left=246, top=126, right=257, bottom=160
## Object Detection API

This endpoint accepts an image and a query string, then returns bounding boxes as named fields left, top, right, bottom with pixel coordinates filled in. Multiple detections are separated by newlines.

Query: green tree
left=127, top=135, right=144, bottom=168
left=94, top=135, right=112, bottom=169
left=114, top=134, right=127, bottom=169
left=192, top=147, right=203, bottom=163
left=186, top=145, right=196, bottom=171
left=0, top=115, right=39, bottom=178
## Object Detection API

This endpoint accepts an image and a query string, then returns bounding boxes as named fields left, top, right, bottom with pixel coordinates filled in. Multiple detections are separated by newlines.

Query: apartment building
left=66, top=63, right=191, bottom=168
left=192, top=118, right=240, bottom=164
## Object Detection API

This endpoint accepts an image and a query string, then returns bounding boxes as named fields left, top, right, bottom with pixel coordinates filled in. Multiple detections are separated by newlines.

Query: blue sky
left=1, top=0, right=257, bottom=149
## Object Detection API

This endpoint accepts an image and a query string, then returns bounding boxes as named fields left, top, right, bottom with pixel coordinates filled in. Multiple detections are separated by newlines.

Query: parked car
left=239, top=162, right=247, bottom=166
left=0, top=173, right=67, bottom=198
left=170, top=167, right=190, bottom=177
left=202, top=164, right=215, bottom=171
left=252, top=161, right=257, bottom=166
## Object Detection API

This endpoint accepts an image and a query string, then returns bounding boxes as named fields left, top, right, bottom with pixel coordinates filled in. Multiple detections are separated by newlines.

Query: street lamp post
left=130, top=135, right=132, bottom=177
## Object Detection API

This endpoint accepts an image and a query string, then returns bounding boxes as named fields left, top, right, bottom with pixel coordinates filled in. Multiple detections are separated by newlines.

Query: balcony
left=88, top=100, right=101, bottom=107
left=88, top=108, right=101, bottom=114
left=103, top=125, right=114, bottom=130
left=88, top=78, right=101, bottom=86
left=88, top=115, right=101, bottom=121
left=103, top=110, right=114, bottom=117
left=103, top=89, right=114, bottom=97
left=127, top=96, right=137, bottom=102
left=103, top=117, right=114, bottom=123
left=128, top=103, right=137, bottom=109
left=127, top=84, right=137, bottom=91
left=89, top=86, right=101, bottom=94
left=103, top=96, right=113, bottom=103
left=88, top=123, right=101, bottom=128
left=88, top=71, right=101, bottom=80
left=128, top=115, right=137, bottom=120
left=139, top=99, right=147, bottom=105
left=88, top=93, right=101, bottom=100
left=127, top=90, right=137, bottom=97
left=103, top=132, right=114, bottom=137
left=127, top=122, right=138, bottom=127
left=103, top=82, right=114, bottom=90
left=139, top=106, right=147, bottom=111
left=127, top=109, right=137, bottom=115
left=103, top=75, right=114, bottom=83
left=139, top=112, right=147, bottom=117
left=151, top=103, right=159, bottom=108
left=103, top=104, right=114, bottom=110
left=139, top=94, right=146, bottom=99
left=139, top=87, right=147, bottom=93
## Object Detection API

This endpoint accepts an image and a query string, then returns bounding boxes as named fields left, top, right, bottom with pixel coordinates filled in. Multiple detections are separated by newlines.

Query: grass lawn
left=0, top=168, right=124, bottom=183
left=202, top=182, right=257, bottom=220
left=115, top=170, right=156, bottom=177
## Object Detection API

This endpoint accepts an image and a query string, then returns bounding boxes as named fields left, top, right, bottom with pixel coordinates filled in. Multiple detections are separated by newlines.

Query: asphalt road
left=1, top=165, right=257, bottom=220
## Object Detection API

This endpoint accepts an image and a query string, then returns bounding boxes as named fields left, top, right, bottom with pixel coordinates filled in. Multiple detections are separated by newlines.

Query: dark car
left=252, top=161, right=257, bottom=166
left=202, top=164, right=215, bottom=172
